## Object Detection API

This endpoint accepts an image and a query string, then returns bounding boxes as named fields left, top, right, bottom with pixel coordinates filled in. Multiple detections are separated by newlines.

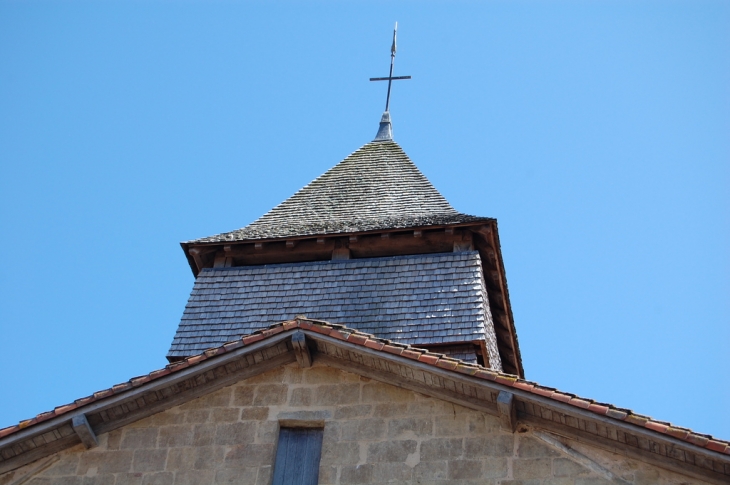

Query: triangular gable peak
left=2, top=319, right=728, bottom=484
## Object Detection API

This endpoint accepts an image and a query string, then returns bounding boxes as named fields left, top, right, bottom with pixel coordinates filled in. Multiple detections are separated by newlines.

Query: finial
left=370, top=22, right=411, bottom=141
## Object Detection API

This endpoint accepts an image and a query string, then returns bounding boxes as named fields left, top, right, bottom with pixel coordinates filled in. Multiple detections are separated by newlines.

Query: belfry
left=171, top=25, right=522, bottom=375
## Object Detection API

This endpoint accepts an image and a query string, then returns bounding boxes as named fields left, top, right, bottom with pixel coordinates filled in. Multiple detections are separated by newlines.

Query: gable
left=1, top=320, right=728, bottom=484
left=1, top=363, right=710, bottom=485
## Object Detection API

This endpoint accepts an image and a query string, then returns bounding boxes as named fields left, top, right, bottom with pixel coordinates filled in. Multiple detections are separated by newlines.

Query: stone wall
left=1, top=363, right=706, bottom=485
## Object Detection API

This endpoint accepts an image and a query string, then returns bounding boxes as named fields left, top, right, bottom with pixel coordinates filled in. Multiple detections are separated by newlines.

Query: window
left=272, top=427, right=324, bottom=485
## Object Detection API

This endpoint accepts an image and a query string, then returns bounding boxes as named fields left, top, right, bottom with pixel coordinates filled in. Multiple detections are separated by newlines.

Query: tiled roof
left=2, top=318, right=728, bottom=459
left=169, top=251, right=499, bottom=365
left=189, top=140, right=490, bottom=243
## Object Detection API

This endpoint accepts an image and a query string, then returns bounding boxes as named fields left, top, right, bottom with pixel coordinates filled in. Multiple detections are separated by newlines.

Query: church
left=1, top=29, right=728, bottom=485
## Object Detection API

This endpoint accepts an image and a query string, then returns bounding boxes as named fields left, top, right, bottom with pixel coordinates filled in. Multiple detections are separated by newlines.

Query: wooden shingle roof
left=168, top=251, right=501, bottom=367
left=190, top=140, right=489, bottom=243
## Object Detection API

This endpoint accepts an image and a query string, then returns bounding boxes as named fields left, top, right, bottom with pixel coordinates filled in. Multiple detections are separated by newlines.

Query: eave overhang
left=1, top=320, right=727, bottom=484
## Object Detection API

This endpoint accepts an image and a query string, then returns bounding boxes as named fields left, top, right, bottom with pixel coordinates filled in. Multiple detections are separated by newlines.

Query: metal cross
left=370, top=22, right=411, bottom=112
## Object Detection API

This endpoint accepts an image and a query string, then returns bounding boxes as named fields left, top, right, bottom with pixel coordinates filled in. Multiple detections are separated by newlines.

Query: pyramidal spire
left=370, top=22, right=411, bottom=142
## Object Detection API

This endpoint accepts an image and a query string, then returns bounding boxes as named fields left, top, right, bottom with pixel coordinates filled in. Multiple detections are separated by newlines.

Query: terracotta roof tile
left=2, top=318, right=727, bottom=459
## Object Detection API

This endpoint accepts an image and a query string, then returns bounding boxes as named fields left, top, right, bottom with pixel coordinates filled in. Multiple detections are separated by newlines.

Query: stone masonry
left=1, top=363, right=706, bottom=485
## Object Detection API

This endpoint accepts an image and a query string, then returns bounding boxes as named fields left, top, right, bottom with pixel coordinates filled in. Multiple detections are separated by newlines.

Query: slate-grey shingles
left=168, top=252, right=499, bottom=363
left=189, top=140, right=491, bottom=243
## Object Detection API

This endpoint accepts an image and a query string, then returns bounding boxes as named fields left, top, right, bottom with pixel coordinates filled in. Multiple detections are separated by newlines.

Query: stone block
left=464, top=435, right=514, bottom=458
left=340, top=464, right=373, bottom=484
left=517, top=436, right=560, bottom=458
left=367, top=440, right=417, bottom=463
left=314, top=384, right=361, bottom=405
left=335, top=404, right=373, bottom=419
left=158, top=426, right=194, bottom=448
left=413, top=461, right=448, bottom=480
left=171, top=470, right=214, bottom=485
left=132, top=449, right=168, bottom=472
left=192, top=424, right=217, bottom=447
left=195, top=446, right=226, bottom=470
left=240, top=406, right=269, bottom=421
left=224, top=444, right=275, bottom=468
left=214, top=422, right=256, bottom=445
left=372, top=462, right=414, bottom=482
left=303, top=366, right=345, bottom=384
left=50, top=478, right=82, bottom=485
left=388, top=417, right=433, bottom=439
left=513, top=458, right=552, bottom=479
left=115, top=473, right=143, bottom=485
left=448, top=460, right=482, bottom=479
left=253, top=385, right=288, bottom=406
left=25, top=479, right=51, bottom=485
left=214, top=468, right=258, bottom=484
left=341, top=418, right=386, bottom=441
left=554, top=457, right=591, bottom=477
left=277, top=410, right=331, bottom=423
left=166, top=448, right=196, bottom=471
left=232, top=386, right=255, bottom=406
left=210, top=408, right=239, bottom=423
left=255, top=465, right=272, bottom=485
left=362, top=382, right=414, bottom=403
left=318, top=465, right=337, bottom=484
left=323, top=421, right=341, bottom=442
left=184, top=409, right=210, bottom=424
left=256, top=421, right=278, bottom=444
left=78, top=451, right=133, bottom=475
left=289, top=387, right=312, bottom=406
left=140, top=472, right=173, bottom=485
left=320, top=441, right=360, bottom=466
left=373, top=402, right=409, bottom=417
left=435, top=414, right=468, bottom=437
left=81, top=475, right=114, bottom=485
left=420, top=438, right=463, bottom=461
left=106, top=430, right=122, bottom=451
left=246, top=367, right=286, bottom=384
left=121, top=428, right=159, bottom=450
left=482, top=457, right=509, bottom=478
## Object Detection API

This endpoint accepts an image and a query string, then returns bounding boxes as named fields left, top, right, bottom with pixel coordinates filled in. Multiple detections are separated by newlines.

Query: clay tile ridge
left=1, top=319, right=728, bottom=457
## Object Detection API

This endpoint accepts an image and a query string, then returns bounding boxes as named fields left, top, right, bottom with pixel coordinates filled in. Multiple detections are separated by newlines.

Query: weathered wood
left=292, top=331, right=312, bottom=368
left=71, top=414, right=98, bottom=449
left=272, top=427, right=323, bottom=485
left=331, top=248, right=350, bottom=260
left=497, top=391, right=517, bottom=433
left=188, top=247, right=204, bottom=273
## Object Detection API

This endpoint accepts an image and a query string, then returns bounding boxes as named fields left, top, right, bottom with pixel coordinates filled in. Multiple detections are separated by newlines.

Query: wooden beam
left=292, top=331, right=313, bottom=368
left=188, top=248, right=204, bottom=273
left=71, top=414, right=98, bottom=449
left=497, top=391, right=517, bottom=433
left=332, top=248, right=350, bottom=260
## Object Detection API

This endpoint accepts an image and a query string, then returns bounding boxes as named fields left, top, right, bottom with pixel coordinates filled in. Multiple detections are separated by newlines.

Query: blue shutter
left=272, top=427, right=324, bottom=485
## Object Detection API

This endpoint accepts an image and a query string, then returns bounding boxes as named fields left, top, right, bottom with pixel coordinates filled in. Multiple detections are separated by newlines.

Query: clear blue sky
left=1, top=1, right=728, bottom=439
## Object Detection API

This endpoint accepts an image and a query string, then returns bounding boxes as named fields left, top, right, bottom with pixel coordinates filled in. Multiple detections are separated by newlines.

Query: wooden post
left=292, top=331, right=312, bottom=368
left=71, top=414, right=98, bottom=449
left=497, top=391, right=517, bottom=433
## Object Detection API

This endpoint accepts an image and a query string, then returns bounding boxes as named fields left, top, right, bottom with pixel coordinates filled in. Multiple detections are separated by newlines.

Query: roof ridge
left=2, top=318, right=728, bottom=457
